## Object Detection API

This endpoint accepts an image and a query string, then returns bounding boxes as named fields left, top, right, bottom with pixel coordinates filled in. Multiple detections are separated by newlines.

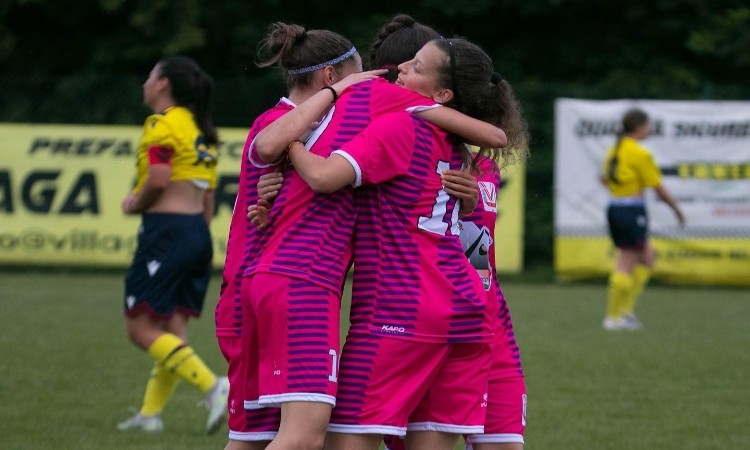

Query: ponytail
left=192, top=71, right=219, bottom=146
left=158, top=55, right=219, bottom=146
left=431, top=38, right=529, bottom=174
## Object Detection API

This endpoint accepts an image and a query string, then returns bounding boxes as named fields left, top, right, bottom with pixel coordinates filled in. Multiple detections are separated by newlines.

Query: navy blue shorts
left=124, top=213, right=213, bottom=319
left=607, top=203, right=648, bottom=250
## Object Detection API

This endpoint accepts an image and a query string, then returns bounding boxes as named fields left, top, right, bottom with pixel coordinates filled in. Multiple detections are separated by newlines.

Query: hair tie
left=490, top=72, right=502, bottom=85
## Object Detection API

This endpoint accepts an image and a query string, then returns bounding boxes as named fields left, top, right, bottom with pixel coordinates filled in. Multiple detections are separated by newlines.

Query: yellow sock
left=140, top=362, right=179, bottom=416
left=622, top=265, right=651, bottom=315
left=607, top=271, right=633, bottom=318
left=147, top=333, right=217, bottom=393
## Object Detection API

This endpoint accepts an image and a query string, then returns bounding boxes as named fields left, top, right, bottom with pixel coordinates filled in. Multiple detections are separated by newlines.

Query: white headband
left=287, top=47, right=357, bottom=75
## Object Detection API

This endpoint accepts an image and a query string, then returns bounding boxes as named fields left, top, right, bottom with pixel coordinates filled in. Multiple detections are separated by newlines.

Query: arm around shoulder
left=287, top=142, right=355, bottom=193
left=416, top=107, right=507, bottom=148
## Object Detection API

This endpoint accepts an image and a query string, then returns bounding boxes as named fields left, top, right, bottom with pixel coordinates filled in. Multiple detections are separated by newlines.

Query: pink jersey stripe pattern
left=343, top=113, right=496, bottom=343
left=284, top=279, right=338, bottom=391
left=215, top=102, right=293, bottom=336
left=243, top=79, right=438, bottom=292
left=241, top=407, right=281, bottom=434
left=461, top=156, right=524, bottom=376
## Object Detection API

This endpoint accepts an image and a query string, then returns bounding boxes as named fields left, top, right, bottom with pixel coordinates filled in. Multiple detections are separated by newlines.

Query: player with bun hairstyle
left=367, top=14, right=441, bottom=82
left=214, top=22, right=368, bottom=450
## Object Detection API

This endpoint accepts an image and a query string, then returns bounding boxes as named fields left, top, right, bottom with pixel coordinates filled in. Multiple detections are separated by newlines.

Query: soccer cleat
left=620, top=314, right=643, bottom=330
left=204, top=376, right=230, bottom=434
left=602, top=317, right=626, bottom=331
left=116, top=411, right=164, bottom=432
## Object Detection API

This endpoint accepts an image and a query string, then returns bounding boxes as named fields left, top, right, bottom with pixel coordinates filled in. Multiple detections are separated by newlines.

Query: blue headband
left=287, top=47, right=357, bottom=75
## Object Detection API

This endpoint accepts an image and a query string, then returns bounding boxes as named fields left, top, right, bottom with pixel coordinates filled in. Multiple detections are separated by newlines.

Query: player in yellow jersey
left=117, top=55, right=228, bottom=433
left=600, top=108, right=685, bottom=330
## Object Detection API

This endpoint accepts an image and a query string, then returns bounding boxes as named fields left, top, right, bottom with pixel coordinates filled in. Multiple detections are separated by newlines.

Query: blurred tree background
left=2, top=0, right=748, bottom=273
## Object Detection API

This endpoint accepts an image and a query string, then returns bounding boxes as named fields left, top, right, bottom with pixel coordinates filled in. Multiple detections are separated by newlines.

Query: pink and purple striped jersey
left=215, top=99, right=294, bottom=338
left=460, top=155, right=523, bottom=377
left=243, top=78, right=438, bottom=292
left=214, top=99, right=293, bottom=438
left=461, top=155, right=526, bottom=444
left=335, top=112, right=496, bottom=343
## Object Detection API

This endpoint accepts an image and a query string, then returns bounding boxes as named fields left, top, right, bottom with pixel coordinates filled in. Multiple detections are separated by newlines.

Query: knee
left=124, top=318, right=157, bottom=350
left=125, top=326, right=147, bottom=349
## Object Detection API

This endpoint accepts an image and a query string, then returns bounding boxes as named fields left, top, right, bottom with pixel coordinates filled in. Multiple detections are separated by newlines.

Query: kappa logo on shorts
left=380, top=325, right=406, bottom=334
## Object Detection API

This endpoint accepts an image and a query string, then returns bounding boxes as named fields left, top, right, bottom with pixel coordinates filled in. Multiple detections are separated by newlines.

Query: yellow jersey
left=602, top=136, right=661, bottom=198
left=133, top=106, right=218, bottom=193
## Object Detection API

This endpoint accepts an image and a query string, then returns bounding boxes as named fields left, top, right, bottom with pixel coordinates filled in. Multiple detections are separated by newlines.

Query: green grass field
left=1, top=271, right=748, bottom=449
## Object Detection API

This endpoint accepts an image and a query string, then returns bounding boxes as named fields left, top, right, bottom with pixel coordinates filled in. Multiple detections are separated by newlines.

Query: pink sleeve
left=369, top=78, right=439, bottom=118
left=337, top=113, right=416, bottom=186
left=246, top=107, right=293, bottom=168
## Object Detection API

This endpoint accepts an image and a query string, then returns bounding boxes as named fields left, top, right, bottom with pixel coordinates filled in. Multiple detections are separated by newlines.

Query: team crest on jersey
left=478, top=181, right=497, bottom=212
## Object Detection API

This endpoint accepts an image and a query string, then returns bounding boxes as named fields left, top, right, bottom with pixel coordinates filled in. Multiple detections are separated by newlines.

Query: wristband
left=320, top=85, right=338, bottom=103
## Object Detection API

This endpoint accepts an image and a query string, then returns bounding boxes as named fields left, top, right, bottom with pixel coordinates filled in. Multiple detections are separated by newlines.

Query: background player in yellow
left=600, top=108, right=685, bottom=330
left=118, top=55, right=229, bottom=433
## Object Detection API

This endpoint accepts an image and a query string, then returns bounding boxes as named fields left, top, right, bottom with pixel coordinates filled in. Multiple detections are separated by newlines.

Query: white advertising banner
left=554, top=99, right=750, bottom=285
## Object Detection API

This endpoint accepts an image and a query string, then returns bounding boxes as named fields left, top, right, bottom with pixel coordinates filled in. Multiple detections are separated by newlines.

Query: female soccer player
left=286, top=38, right=528, bottom=450
left=241, top=27, right=507, bottom=450
left=600, top=108, right=685, bottom=330
left=118, top=55, right=229, bottom=434
left=386, top=154, right=528, bottom=450
left=213, top=22, right=367, bottom=450
left=458, top=154, right=527, bottom=450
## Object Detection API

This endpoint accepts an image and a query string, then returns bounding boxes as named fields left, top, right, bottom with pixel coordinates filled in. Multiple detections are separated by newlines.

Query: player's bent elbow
left=253, top=133, right=283, bottom=164
left=255, top=143, right=278, bottom=164
left=490, top=129, right=508, bottom=148
left=306, top=175, right=339, bottom=194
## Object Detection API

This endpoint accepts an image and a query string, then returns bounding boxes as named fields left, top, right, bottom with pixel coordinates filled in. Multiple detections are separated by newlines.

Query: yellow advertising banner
left=0, top=123, right=246, bottom=269
left=494, top=162, right=526, bottom=274
left=556, top=237, right=750, bottom=285
left=1, top=123, right=526, bottom=273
